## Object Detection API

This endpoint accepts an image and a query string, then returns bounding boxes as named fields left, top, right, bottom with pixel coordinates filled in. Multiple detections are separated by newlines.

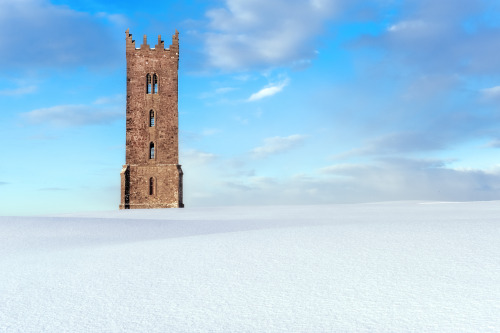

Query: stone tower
left=120, top=29, right=184, bottom=209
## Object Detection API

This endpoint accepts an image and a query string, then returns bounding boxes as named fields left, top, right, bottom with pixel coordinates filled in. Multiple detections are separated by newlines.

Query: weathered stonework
left=120, top=29, right=184, bottom=209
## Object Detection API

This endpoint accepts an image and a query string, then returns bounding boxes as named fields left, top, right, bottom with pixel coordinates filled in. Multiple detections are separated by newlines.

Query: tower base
left=120, top=164, right=184, bottom=209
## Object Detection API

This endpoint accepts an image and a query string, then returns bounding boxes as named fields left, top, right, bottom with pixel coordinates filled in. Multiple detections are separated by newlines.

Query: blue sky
left=1, top=0, right=500, bottom=215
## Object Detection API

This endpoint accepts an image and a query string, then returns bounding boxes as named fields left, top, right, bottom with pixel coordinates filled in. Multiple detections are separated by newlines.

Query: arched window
left=149, top=142, right=155, bottom=159
left=153, top=74, right=158, bottom=94
left=150, top=110, right=155, bottom=127
left=149, top=177, right=154, bottom=195
left=146, top=74, right=152, bottom=94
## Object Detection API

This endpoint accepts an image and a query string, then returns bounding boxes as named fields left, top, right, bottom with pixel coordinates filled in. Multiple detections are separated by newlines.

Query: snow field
left=0, top=201, right=499, bottom=332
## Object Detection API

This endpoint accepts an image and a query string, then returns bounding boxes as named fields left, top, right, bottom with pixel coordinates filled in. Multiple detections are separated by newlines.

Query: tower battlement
left=125, top=28, right=179, bottom=54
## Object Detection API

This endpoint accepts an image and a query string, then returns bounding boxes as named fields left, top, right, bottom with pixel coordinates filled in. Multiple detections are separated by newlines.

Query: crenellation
left=125, top=28, right=136, bottom=52
left=125, top=30, right=178, bottom=52
left=140, top=34, right=149, bottom=49
left=155, top=35, right=164, bottom=49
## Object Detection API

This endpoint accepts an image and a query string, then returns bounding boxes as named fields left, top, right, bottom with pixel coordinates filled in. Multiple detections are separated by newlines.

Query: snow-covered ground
left=0, top=201, right=499, bottom=332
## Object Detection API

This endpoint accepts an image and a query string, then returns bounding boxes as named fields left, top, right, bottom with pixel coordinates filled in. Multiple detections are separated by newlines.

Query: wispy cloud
left=486, top=139, right=500, bottom=148
left=181, top=149, right=218, bottom=164
left=248, top=79, right=289, bottom=102
left=181, top=129, right=221, bottom=144
left=215, top=87, right=236, bottom=94
left=23, top=104, right=122, bottom=127
left=355, top=0, right=500, bottom=75
left=28, top=134, right=58, bottom=141
left=0, top=0, right=122, bottom=70
left=341, top=131, right=448, bottom=157
left=204, top=0, right=337, bottom=70
left=39, top=187, right=67, bottom=191
left=95, top=12, right=128, bottom=26
left=251, top=134, right=306, bottom=158
left=387, top=20, right=428, bottom=33
left=21, top=95, right=123, bottom=127
left=201, top=128, right=220, bottom=136
left=481, top=86, right=500, bottom=100
left=93, top=94, right=124, bottom=105
left=0, top=182, right=9, bottom=186
left=0, top=85, right=37, bottom=96
left=333, top=100, right=500, bottom=159
left=199, top=87, right=237, bottom=99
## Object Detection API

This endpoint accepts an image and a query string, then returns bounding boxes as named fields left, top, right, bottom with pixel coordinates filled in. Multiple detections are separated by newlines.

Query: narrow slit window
left=150, top=142, right=155, bottom=159
left=153, top=74, right=158, bottom=94
left=150, top=110, right=155, bottom=127
left=149, top=177, right=154, bottom=195
left=146, top=74, right=151, bottom=94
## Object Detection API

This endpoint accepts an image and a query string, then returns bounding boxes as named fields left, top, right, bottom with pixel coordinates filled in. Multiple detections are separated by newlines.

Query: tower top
left=125, top=29, right=179, bottom=52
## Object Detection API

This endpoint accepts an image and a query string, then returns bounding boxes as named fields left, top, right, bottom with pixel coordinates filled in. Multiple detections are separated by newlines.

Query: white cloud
left=317, top=158, right=500, bottom=202
left=248, top=79, right=289, bottom=102
left=251, top=134, right=307, bottom=158
left=186, top=158, right=500, bottom=207
left=178, top=144, right=500, bottom=207
left=204, top=0, right=338, bottom=70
